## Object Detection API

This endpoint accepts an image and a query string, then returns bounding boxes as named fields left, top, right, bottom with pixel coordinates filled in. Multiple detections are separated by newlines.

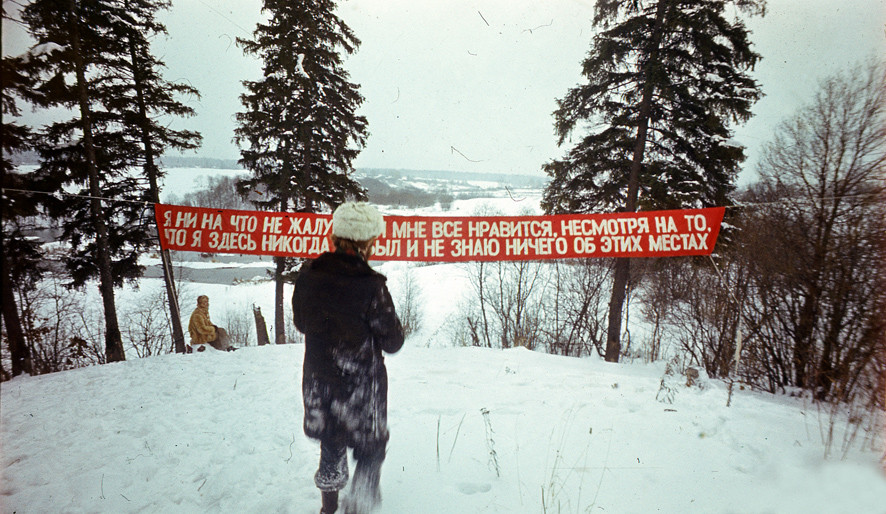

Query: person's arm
left=368, top=281, right=404, bottom=354
left=292, top=264, right=309, bottom=334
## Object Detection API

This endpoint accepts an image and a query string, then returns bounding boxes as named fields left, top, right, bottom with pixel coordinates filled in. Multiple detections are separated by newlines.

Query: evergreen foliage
left=19, top=0, right=201, bottom=361
left=235, top=0, right=368, bottom=344
left=542, top=0, right=764, bottom=214
left=111, top=0, right=202, bottom=198
left=22, top=1, right=148, bottom=290
left=115, top=0, right=202, bottom=353
left=234, top=0, right=368, bottom=212
left=542, top=0, right=765, bottom=362
left=1, top=43, right=43, bottom=377
left=22, top=0, right=200, bottom=288
left=1, top=53, right=43, bottom=285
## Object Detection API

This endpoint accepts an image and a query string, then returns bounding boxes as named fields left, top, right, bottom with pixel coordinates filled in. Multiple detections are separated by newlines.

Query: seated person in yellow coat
left=188, top=295, right=233, bottom=352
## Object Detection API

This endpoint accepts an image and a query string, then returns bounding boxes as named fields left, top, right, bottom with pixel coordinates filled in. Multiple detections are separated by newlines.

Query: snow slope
left=3, top=169, right=884, bottom=512
left=2, top=343, right=884, bottom=513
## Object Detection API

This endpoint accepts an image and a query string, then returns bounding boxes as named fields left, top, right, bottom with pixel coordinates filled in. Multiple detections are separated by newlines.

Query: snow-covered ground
left=3, top=339, right=885, bottom=513
left=3, top=168, right=885, bottom=512
left=159, top=167, right=247, bottom=203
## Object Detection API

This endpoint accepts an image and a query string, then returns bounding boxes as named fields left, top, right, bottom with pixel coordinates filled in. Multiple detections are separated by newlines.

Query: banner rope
left=1, top=187, right=153, bottom=207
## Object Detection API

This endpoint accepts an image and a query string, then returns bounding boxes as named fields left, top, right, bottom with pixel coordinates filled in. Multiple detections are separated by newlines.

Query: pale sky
left=5, top=0, right=886, bottom=183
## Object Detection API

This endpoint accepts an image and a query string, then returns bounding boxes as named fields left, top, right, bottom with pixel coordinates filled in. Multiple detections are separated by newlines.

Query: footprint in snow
left=457, top=482, right=492, bottom=495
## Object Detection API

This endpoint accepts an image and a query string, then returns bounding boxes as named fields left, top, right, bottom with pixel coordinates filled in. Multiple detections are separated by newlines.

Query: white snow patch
left=2, top=344, right=884, bottom=513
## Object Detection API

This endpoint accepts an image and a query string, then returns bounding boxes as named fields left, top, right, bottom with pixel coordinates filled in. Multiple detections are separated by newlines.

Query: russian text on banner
left=154, top=204, right=725, bottom=262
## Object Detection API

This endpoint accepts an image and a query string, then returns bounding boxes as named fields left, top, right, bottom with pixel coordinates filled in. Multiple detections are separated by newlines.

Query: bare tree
left=396, top=267, right=424, bottom=338
left=10, top=275, right=105, bottom=375
left=543, top=260, right=609, bottom=358
left=463, top=260, right=493, bottom=348
left=491, top=260, right=546, bottom=349
left=458, top=258, right=609, bottom=357
left=750, top=58, right=886, bottom=402
left=663, top=260, right=746, bottom=377
left=123, top=289, right=174, bottom=358
left=223, top=307, right=254, bottom=347
left=638, top=259, right=694, bottom=363
left=178, top=174, right=251, bottom=210
left=460, top=204, right=503, bottom=348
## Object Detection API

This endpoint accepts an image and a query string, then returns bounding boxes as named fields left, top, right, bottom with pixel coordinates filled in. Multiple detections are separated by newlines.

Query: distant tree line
left=168, top=174, right=252, bottom=211
left=159, top=156, right=242, bottom=170
left=359, top=168, right=548, bottom=189
left=360, top=176, right=454, bottom=210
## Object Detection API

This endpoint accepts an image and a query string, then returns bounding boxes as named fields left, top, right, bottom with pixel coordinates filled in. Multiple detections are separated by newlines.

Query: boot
left=341, top=464, right=381, bottom=514
left=321, top=491, right=339, bottom=513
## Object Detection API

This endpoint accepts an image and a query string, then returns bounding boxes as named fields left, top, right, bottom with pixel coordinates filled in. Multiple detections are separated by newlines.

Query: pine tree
left=22, top=0, right=132, bottom=362
left=20, top=0, right=202, bottom=360
left=235, top=0, right=368, bottom=345
left=542, top=0, right=764, bottom=362
left=1, top=46, right=41, bottom=377
left=21, top=1, right=161, bottom=361
left=113, top=0, right=202, bottom=353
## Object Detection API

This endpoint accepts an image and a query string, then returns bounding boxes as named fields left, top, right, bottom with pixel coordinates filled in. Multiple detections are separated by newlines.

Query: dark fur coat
left=292, top=251, right=404, bottom=449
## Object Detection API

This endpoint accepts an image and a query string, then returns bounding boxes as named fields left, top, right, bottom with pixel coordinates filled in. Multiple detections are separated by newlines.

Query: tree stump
left=253, top=305, right=271, bottom=346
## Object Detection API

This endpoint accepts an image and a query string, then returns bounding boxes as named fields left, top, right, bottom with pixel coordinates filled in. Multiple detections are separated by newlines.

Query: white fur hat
left=332, top=202, right=385, bottom=242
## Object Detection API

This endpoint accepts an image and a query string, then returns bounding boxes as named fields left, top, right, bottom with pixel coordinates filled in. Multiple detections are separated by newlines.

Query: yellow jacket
left=188, top=306, right=217, bottom=345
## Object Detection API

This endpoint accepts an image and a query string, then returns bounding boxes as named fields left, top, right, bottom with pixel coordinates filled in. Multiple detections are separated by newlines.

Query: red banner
left=154, top=204, right=725, bottom=261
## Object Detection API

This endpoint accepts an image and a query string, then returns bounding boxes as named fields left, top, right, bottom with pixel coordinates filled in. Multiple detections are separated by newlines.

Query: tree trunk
left=793, top=288, right=818, bottom=388
left=127, top=33, right=187, bottom=353
left=69, top=1, right=125, bottom=362
left=794, top=226, right=829, bottom=387
left=476, top=261, right=492, bottom=348
left=605, top=258, right=631, bottom=361
left=604, top=0, right=671, bottom=363
left=274, top=198, right=288, bottom=344
left=160, top=250, right=186, bottom=353
left=274, top=255, right=286, bottom=344
left=814, top=281, right=849, bottom=401
left=796, top=188, right=839, bottom=389
left=2, top=264, right=32, bottom=376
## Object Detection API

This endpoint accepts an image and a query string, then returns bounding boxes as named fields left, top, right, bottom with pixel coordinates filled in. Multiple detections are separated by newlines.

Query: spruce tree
left=542, top=0, right=764, bottom=362
left=114, top=0, right=202, bottom=353
left=20, top=0, right=200, bottom=361
left=235, top=0, right=368, bottom=345
left=22, top=0, right=136, bottom=362
left=1, top=48, right=41, bottom=377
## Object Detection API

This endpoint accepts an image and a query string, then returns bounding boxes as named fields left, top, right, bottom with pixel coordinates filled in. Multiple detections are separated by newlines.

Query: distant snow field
left=159, top=167, right=248, bottom=203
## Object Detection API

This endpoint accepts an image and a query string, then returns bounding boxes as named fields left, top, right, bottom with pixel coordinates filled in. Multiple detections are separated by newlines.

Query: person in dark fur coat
left=292, top=202, right=404, bottom=514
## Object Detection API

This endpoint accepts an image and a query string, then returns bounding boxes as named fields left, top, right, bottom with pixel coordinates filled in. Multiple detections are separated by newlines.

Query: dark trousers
left=350, top=442, right=385, bottom=503
left=315, top=437, right=385, bottom=501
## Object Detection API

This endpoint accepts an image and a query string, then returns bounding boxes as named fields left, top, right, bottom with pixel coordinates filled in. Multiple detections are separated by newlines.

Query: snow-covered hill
left=2, top=342, right=884, bottom=513
left=3, top=168, right=884, bottom=512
